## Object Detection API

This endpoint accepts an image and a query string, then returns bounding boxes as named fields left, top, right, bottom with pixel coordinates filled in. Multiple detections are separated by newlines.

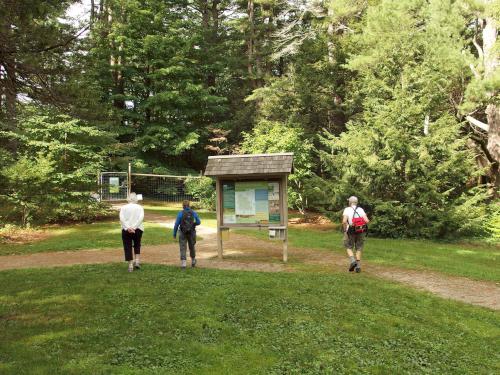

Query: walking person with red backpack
left=342, top=196, right=370, bottom=273
left=173, top=200, right=201, bottom=270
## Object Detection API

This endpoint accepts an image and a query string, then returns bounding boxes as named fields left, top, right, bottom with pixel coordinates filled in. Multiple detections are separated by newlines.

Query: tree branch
left=472, top=34, right=484, bottom=61
left=1, top=25, right=89, bottom=55
left=466, top=115, right=489, bottom=132
left=469, top=63, right=481, bottom=79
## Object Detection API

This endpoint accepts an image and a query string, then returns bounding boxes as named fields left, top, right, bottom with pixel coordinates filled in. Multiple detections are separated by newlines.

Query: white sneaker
left=128, top=264, right=134, bottom=272
left=181, top=260, right=187, bottom=269
left=134, top=261, right=140, bottom=269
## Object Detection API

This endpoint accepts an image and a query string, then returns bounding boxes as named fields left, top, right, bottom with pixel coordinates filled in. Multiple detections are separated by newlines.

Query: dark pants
left=122, top=229, right=143, bottom=261
left=179, top=231, right=196, bottom=260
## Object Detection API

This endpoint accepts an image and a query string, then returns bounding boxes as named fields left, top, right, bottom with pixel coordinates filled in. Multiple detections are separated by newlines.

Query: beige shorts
left=343, top=232, right=365, bottom=251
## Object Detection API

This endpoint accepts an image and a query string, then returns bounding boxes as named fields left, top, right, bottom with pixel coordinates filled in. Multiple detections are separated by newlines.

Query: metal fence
left=99, top=169, right=201, bottom=202
left=131, top=173, right=196, bottom=202
left=99, top=172, right=129, bottom=201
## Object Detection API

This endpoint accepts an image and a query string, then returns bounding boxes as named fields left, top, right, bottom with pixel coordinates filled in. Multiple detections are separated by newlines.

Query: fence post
left=97, top=171, right=101, bottom=200
left=128, top=163, right=132, bottom=197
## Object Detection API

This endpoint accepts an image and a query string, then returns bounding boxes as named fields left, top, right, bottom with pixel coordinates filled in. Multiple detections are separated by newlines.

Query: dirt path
left=0, top=214, right=499, bottom=310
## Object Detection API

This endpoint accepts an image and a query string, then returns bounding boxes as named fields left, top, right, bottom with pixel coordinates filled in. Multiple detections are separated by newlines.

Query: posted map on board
left=222, top=180, right=280, bottom=225
left=235, top=186, right=256, bottom=216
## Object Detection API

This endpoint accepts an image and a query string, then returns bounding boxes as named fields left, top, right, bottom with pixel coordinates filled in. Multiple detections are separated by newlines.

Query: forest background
left=0, top=0, right=498, bottom=239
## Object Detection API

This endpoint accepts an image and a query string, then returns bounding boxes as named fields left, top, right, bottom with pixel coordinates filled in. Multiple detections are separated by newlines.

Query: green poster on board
left=223, top=182, right=236, bottom=223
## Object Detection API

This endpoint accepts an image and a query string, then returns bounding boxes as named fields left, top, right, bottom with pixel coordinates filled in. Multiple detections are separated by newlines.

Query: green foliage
left=0, top=155, right=56, bottom=226
left=0, top=105, right=112, bottom=226
left=1, top=0, right=498, bottom=240
left=184, top=177, right=216, bottom=210
left=317, top=0, right=493, bottom=238
left=489, top=203, right=500, bottom=242
left=240, top=120, right=315, bottom=213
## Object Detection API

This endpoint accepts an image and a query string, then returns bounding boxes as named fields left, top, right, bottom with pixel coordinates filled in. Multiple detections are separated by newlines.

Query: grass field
left=1, top=204, right=498, bottom=282
left=143, top=205, right=217, bottom=228
left=0, top=204, right=208, bottom=256
left=0, top=264, right=498, bottom=374
left=0, top=222, right=173, bottom=256
left=238, top=227, right=500, bottom=282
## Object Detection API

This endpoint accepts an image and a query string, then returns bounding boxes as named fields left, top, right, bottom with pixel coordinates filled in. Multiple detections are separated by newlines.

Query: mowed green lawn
left=1, top=204, right=498, bottom=282
left=0, top=264, right=498, bottom=374
left=143, top=204, right=217, bottom=228
left=0, top=222, right=173, bottom=256
left=0, top=204, right=209, bottom=256
left=238, top=227, right=500, bottom=282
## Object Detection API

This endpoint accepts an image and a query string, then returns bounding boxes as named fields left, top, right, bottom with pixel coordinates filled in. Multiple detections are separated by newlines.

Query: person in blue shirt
left=173, top=200, right=201, bottom=269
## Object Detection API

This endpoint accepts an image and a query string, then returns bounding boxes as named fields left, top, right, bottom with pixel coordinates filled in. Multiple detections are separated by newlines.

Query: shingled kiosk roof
left=204, top=153, right=294, bottom=177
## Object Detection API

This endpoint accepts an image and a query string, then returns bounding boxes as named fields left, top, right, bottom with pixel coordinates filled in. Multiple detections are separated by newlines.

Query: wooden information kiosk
left=204, top=153, right=294, bottom=263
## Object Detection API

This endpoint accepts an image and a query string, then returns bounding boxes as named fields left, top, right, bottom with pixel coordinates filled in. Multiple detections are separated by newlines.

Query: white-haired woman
left=119, top=193, right=144, bottom=272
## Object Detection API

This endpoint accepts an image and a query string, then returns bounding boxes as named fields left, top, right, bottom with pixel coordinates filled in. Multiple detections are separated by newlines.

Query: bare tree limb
left=1, top=25, right=89, bottom=55
left=469, top=63, right=481, bottom=79
left=472, top=34, right=484, bottom=61
left=466, top=115, right=489, bottom=132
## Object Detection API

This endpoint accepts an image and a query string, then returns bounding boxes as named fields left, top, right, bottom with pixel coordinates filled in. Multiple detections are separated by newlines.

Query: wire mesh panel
left=100, top=172, right=128, bottom=201
left=131, top=174, right=198, bottom=202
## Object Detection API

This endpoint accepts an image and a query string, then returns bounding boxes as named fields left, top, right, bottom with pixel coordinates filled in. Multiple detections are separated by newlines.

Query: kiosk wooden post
left=215, top=178, right=223, bottom=259
left=282, top=175, right=288, bottom=263
left=204, top=153, right=294, bottom=263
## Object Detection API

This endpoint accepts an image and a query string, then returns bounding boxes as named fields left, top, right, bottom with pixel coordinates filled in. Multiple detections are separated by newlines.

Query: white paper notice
left=224, top=214, right=236, bottom=224
left=235, top=189, right=256, bottom=215
left=268, top=182, right=280, bottom=201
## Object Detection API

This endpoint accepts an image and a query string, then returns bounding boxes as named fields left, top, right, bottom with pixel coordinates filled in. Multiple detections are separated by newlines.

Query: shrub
left=318, top=101, right=493, bottom=239
left=185, top=176, right=216, bottom=210
left=0, top=105, right=112, bottom=226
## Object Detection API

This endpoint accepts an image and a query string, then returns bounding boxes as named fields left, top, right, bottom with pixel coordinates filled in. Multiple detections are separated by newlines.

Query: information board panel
left=109, top=177, right=120, bottom=193
left=222, top=180, right=281, bottom=225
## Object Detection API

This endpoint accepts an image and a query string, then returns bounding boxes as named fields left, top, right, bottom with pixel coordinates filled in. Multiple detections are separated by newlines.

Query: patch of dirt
left=0, top=228, right=51, bottom=245
left=289, top=213, right=332, bottom=225
left=290, top=222, right=339, bottom=231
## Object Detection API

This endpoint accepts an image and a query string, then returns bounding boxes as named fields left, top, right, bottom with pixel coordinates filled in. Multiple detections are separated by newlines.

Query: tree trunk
left=207, top=0, right=220, bottom=87
left=247, top=0, right=256, bottom=88
left=486, top=104, right=500, bottom=187
left=200, top=0, right=209, bottom=29
left=90, top=0, right=95, bottom=28
left=327, top=7, right=335, bottom=64
left=483, top=8, right=499, bottom=188
left=144, top=65, right=151, bottom=125
left=467, top=4, right=499, bottom=190
left=1, top=18, right=17, bottom=152
left=108, top=4, right=125, bottom=111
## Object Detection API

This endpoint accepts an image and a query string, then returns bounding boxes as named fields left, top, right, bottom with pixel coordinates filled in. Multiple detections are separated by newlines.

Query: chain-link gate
left=99, top=172, right=128, bottom=201
left=131, top=174, right=195, bottom=202
left=99, top=168, right=200, bottom=202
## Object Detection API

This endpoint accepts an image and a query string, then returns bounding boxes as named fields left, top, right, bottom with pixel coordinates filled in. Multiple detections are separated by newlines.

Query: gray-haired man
left=342, top=196, right=369, bottom=273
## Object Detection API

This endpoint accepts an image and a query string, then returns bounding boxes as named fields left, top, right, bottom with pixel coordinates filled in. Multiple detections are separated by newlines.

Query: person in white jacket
left=119, top=193, right=144, bottom=272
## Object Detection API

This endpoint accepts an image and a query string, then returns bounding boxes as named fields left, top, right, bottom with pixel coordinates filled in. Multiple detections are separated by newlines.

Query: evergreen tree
left=320, top=0, right=493, bottom=237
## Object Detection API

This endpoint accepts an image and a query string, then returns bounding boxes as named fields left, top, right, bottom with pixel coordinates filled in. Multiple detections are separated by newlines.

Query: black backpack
left=180, top=209, right=195, bottom=234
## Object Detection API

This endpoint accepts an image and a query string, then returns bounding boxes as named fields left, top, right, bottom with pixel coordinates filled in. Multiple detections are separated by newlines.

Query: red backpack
left=349, top=207, right=368, bottom=234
